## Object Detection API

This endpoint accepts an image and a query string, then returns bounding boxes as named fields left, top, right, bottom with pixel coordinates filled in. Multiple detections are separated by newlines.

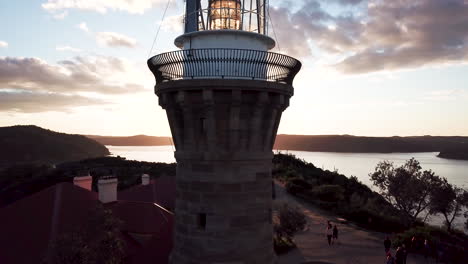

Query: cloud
left=0, top=56, right=145, bottom=94
left=160, top=15, right=183, bottom=33
left=269, top=7, right=314, bottom=57
left=0, top=89, right=105, bottom=113
left=329, top=0, right=365, bottom=5
left=42, top=0, right=167, bottom=14
left=56, top=46, right=82, bottom=52
left=0, top=41, right=8, bottom=48
left=273, top=0, right=468, bottom=74
left=75, top=22, right=137, bottom=49
left=96, top=32, right=138, bottom=48
left=53, top=10, right=68, bottom=19
left=77, top=22, right=89, bottom=32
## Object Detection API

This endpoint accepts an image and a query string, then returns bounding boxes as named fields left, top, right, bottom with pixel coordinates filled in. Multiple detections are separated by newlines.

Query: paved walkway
left=275, top=182, right=431, bottom=264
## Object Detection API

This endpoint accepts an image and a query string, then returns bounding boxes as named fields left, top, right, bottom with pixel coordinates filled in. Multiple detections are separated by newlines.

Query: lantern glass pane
left=209, top=0, right=241, bottom=30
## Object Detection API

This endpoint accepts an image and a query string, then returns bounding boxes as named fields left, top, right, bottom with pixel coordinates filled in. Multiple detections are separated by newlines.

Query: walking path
left=275, top=182, right=432, bottom=264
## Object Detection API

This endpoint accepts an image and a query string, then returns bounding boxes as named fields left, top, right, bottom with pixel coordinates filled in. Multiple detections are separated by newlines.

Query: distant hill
left=0, top=125, right=109, bottom=167
left=86, top=135, right=172, bottom=146
left=83, top=133, right=468, bottom=160
left=274, top=135, right=468, bottom=159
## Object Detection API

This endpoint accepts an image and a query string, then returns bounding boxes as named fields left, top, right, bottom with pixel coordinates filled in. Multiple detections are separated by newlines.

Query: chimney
left=142, top=174, right=150, bottom=186
left=73, top=174, right=92, bottom=191
left=98, top=176, right=118, bottom=203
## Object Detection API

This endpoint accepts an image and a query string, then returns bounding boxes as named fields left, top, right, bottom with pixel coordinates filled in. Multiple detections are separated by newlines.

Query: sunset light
left=1, top=1, right=468, bottom=263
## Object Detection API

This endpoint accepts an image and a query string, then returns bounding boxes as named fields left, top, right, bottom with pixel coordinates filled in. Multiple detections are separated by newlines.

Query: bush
left=273, top=202, right=307, bottom=254
left=285, top=177, right=312, bottom=195
left=272, top=153, right=406, bottom=233
left=310, top=185, right=345, bottom=202
left=48, top=205, right=126, bottom=264
left=392, top=226, right=468, bottom=264
left=342, top=208, right=405, bottom=232
left=313, top=200, right=340, bottom=211
left=275, top=202, right=307, bottom=238
left=273, top=236, right=296, bottom=255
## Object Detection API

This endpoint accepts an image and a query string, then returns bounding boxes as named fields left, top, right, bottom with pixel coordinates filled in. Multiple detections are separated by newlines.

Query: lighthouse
left=148, top=1, right=301, bottom=263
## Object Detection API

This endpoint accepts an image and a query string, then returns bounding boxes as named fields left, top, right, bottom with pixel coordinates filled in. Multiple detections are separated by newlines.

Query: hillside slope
left=0, top=125, right=109, bottom=166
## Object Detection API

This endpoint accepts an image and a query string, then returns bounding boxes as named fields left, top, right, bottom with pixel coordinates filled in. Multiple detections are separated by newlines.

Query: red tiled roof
left=129, top=216, right=174, bottom=264
left=0, top=181, right=175, bottom=264
left=110, top=202, right=174, bottom=264
left=118, top=176, right=175, bottom=211
left=108, top=201, right=173, bottom=234
left=0, top=183, right=99, bottom=264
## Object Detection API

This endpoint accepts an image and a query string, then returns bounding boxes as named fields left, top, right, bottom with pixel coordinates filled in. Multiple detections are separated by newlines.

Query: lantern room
left=148, top=0, right=301, bottom=86
left=209, top=0, right=242, bottom=30
left=175, top=0, right=273, bottom=51
left=184, top=0, right=268, bottom=34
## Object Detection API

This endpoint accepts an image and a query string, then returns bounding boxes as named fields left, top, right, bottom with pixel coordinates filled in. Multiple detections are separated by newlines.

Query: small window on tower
left=198, top=213, right=206, bottom=230
left=200, top=118, right=206, bottom=133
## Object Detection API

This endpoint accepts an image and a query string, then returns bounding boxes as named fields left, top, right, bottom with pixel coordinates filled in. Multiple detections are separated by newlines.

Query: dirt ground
left=275, top=182, right=433, bottom=264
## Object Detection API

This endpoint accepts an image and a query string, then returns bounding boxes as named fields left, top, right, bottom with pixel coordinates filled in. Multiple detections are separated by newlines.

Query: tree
left=465, top=211, right=468, bottom=231
left=370, top=158, right=443, bottom=226
left=48, top=205, right=126, bottom=264
left=430, top=179, right=468, bottom=232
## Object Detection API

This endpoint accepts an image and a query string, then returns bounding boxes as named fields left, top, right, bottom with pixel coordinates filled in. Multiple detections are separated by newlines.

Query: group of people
left=325, top=221, right=339, bottom=246
left=384, top=236, right=408, bottom=264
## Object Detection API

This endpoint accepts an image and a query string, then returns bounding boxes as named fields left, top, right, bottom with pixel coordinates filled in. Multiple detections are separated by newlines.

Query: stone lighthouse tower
left=148, top=1, right=301, bottom=263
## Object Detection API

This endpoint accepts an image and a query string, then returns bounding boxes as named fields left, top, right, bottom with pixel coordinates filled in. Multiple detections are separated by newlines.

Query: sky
left=1, top=0, right=468, bottom=137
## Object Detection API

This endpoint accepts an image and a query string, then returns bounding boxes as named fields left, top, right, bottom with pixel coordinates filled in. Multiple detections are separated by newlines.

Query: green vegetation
left=391, top=226, right=467, bottom=263
left=274, top=153, right=468, bottom=263
left=59, top=156, right=175, bottom=191
left=0, top=125, right=110, bottom=167
left=273, top=202, right=307, bottom=255
left=370, top=158, right=468, bottom=231
left=47, top=204, right=126, bottom=264
left=273, top=153, right=404, bottom=232
left=370, top=158, right=444, bottom=226
left=429, top=179, right=468, bottom=232
left=0, top=156, right=175, bottom=207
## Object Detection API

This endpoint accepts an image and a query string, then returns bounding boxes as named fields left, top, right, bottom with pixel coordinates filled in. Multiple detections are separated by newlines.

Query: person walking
left=386, top=253, right=395, bottom=264
left=326, top=222, right=333, bottom=246
left=395, top=246, right=404, bottom=264
left=384, top=236, right=392, bottom=253
left=332, top=225, right=339, bottom=245
left=411, top=236, right=417, bottom=252
left=402, top=244, right=408, bottom=264
left=424, top=239, right=430, bottom=260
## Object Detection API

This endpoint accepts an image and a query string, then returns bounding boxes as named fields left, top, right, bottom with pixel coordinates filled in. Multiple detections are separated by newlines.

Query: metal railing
left=148, top=48, right=302, bottom=85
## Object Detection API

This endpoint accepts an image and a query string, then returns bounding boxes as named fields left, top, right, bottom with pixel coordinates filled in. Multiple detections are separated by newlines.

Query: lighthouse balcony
left=147, top=48, right=301, bottom=86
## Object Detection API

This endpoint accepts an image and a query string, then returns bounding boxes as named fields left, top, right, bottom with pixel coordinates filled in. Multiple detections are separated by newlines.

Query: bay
left=107, top=145, right=468, bottom=229
left=107, top=145, right=468, bottom=188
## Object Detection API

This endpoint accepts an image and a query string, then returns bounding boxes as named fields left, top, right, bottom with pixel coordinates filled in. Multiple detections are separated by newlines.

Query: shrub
left=47, top=205, right=126, bottom=264
left=275, top=202, right=307, bottom=238
left=273, top=202, right=307, bottom=254
left=285, top=177, right=312, bottom=195
left=273, top=236, right=296, bottom=255
left=342, top=208, right=405, bottom=232
left=310, top=185, right=345, bottom=202
left=392, top=226, right=468, bottom=264
left=313, top=200, right=340, bottom=211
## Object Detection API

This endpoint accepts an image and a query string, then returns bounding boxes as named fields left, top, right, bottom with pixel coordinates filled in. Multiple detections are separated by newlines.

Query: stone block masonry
left=157, top=79, right=293, bottom=264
